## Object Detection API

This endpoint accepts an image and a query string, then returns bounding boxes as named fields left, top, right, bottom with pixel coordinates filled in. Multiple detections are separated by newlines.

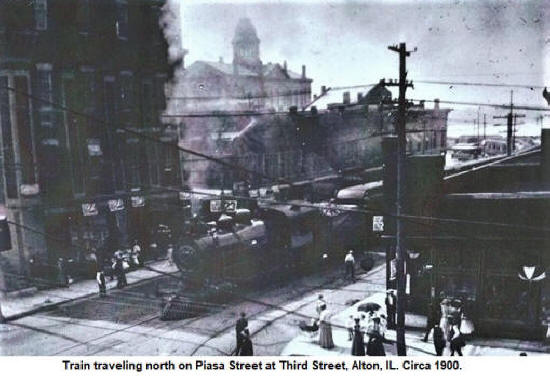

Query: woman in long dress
left=439, top=298, right=451, bottom=342
left=351, top=318, right=365, bottom=356
left=366, top=317, right=385, bottom=356
left=318, top=304, right=334, bottom=349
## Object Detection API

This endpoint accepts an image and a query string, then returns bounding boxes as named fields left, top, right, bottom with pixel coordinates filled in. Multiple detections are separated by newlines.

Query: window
left=14, top=76, right=36, bottom=185
left=63, top=76, right=85, bottom=195
left=34, top=0, right=48, bottom=30
left=0, top=76, right=18, bottom=199
left=119, top=72, right=133, bottom=111
left=154, top=75, right=166, bottom=113
left=36, top=64, right=53, bottom=106
left=115, top=0, right=128, bottom=40
left=77, top=0, right=91, bottom=33
left=81, top=68, right=96, bottom=113
left=141, top=81, right=153, bottom=127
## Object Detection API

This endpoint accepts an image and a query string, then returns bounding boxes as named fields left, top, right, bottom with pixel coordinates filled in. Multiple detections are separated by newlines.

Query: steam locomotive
left=160, top=192, right=381, bottom=320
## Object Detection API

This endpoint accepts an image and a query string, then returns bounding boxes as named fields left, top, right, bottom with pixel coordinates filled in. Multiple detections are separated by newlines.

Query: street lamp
left=405, top=250, right=420, bottom=295
left=518, top=265, right=546, bottom=323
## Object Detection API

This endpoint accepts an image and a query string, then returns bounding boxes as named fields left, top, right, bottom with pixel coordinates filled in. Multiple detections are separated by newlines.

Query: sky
left=171, top=0, right=549, bottom=137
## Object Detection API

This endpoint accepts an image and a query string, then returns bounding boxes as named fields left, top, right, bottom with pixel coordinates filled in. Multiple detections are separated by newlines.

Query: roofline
left=444, top=146, right=541, bottom=181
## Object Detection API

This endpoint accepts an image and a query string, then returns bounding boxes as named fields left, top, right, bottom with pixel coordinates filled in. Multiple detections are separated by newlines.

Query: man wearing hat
left=344, top=250, right=355, bottom=282
left=385, top=290, right=396, bottom=329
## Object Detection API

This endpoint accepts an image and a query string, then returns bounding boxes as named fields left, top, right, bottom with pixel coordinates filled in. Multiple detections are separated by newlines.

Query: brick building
left=0, top=0, right=182, bottom=291
left=178, top=17, right=312, bottom=112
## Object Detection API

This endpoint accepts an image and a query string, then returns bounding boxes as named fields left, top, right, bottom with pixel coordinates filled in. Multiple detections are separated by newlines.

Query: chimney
left=311, top=106, right=318, bottom=115
left=357, top=93, right=363, bottom=102
left=434, top=98, right=440, bottom=110
left=343, top=91, right=350, bottom=105
left=302, top=65, right=306, bottom=79
left=219, top=56, right=224, bottom=63
left=542, top=129, right=550, bottom=187
left=321, top=85, right=327, bottom=93
left=419, top=100, right=425, bottom=108
left=283, top=60, right=287, bottom=72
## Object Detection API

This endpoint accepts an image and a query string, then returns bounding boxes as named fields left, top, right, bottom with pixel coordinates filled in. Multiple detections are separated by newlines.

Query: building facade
left=178, top=17, right=312, bottom=112
left=381, top=133, right=550, bottom=340
left=0, top=0, right=182, bottom=291
left=230, top=84, right=450, bottom=188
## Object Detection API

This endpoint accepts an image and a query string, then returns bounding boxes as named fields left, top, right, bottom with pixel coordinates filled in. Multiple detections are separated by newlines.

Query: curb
left=3, top=263, right=177, bottom=323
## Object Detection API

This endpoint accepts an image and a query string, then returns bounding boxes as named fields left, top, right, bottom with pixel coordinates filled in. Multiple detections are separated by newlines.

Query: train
left=161, top=184, right=383, bottom=320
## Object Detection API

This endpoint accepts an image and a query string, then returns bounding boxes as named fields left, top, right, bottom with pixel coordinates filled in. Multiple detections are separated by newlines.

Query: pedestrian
left=385, top=290, right=396, bottom=329
left=423, top=298, right=441, bottom=341
left=235, top=312, right=248, bottom=355
left=439, top=296, right=452, bottom=342
left=318, top=304, right=334, bottom=349
left=449, top=322, right=465, bottom=356
left=131, top=240, right=142, bottom=268
left=428, top=323, right=446, bottom=356
left=316, top=294, right=326, bottom=318
left=96, top=270, right=107, bottom=298
left=132, top=239, right=142, bottom=260
left=113, top=256, right=127, bottom=289
left=346, top=314, right=355, bottom=341
left=166, top=243, right=174, bottom=266
left=57, top=257, right=69, bottom=287
left=366, top=317, right=386, bottom=356
left=238, top=329, right=253, bottom=356
left=459, top=309, right=475, bottom=339
left=344, top=250, right=355, bottom=282
left=131, top=247, right=141, bottom=269
left=351, top=317, right=365, bottom=356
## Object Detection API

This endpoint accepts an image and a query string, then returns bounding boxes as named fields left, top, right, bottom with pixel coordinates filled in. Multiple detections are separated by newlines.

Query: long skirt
left=319, top=322, right=334, bottom=349
left=351, top=331, right=365, bottom=356
left=439, top=316, right=450, bottom=341
left=366, top=336, right=385, bottom=356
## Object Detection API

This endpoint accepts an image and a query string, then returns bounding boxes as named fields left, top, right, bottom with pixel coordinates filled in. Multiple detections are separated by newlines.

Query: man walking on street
left=113, top=256, right=127, bottom=289
left=96, top=270, right=107, bottom=297
left=235, top=312, right=248, bottom=355
left=344, top=250, right=355, bottom=282
left=423, top=298, right=441, bottom=341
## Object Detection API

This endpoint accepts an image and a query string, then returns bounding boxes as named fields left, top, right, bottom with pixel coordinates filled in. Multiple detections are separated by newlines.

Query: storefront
left=386, top=237, right=548, bottom=340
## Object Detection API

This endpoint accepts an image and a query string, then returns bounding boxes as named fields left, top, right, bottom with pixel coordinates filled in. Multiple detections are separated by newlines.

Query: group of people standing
left=423, top=296, right=473, bottom=356
left=349, top=312, right=386, bottom=356
left=95, top=240, right=145, bottom=297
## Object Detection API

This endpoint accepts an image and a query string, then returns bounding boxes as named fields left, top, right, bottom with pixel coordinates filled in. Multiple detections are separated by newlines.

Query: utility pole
left=483, top=114, right=486, bottom=142
left=477, top=107, right=480, bottom=144
left=387, top=42, right=415, bottom=356
left=493, top=90, right=525, bottom=156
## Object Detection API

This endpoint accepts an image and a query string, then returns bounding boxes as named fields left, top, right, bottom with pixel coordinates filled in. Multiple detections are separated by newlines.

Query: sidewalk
left=1, top=260, right=178, bottom=321
left=280, top=277, right=550, bottom=356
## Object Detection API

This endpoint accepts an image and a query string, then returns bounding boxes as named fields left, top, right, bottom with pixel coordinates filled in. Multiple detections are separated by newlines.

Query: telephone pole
left=387, top=42, right=415, bottom=356
left=493, top=90, right=525, bottom=156
left=483, top=114, right=486, bottom=142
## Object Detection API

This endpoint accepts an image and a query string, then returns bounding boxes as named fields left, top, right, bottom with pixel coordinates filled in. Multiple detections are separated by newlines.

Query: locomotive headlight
left=251, top=239, right=258, bottom=246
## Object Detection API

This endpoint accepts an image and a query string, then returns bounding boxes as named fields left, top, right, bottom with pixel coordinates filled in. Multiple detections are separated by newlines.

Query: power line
left=415, top=79, right=547, bottom=90
left=410, top=98, right=550, bottom=112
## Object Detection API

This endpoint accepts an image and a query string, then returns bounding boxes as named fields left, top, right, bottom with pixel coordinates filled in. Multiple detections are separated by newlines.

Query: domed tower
left=232, top=18, right=262, bottom=74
